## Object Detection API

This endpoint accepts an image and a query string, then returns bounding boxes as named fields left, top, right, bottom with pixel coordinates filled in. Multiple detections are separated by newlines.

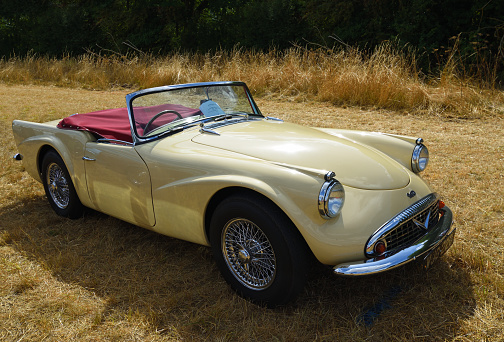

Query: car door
left=83, top=141, right=155, bottom=228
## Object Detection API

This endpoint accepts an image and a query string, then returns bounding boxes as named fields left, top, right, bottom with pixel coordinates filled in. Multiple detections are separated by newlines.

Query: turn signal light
left=374, top=241, right=387, bottom=256
left=439, top=201, right=445, bottom=209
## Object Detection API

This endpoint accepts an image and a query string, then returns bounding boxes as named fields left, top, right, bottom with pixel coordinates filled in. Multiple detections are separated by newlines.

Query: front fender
left=314, top=128, right=421, bottom=173
left=144, top=158, right=325, bottom=246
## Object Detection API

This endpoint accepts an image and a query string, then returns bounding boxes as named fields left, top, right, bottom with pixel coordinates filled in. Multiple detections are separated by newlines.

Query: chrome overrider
left=333, top=195, right=455, bottom=276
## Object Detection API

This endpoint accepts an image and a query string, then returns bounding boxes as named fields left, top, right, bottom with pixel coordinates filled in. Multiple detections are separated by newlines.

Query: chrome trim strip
left=334, top=206, right=454, bottom=276
left=13, top=153, right=23, bottom=161
left=204, top=117, right=261, bottom=130
left=365, top=193, right=438, bottom=256
left=265, top=116, right=283, bottom=122
left=96, top=138, right=134, bottom=145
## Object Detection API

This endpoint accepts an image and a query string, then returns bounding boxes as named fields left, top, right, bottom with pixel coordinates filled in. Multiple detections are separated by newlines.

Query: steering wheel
left=143, top=110, right=183, bottom=134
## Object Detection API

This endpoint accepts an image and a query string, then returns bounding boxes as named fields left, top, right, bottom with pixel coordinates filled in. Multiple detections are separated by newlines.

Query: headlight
left=318, top=173, right=345, bottom=219
left=411, top=143, right=429, bottom=172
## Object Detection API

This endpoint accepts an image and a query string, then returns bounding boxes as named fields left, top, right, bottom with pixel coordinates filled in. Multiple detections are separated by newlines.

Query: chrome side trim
left=334, top=206, right=454, bottom=276
left=365, top=193, right=438, bottom=256
left=96, top=138, right=134, bottom=146
left=13, top=153, right=23, bottom=161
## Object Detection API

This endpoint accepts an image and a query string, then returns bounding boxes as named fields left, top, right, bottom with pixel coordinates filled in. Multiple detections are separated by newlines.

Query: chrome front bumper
left=333, top=206, right=455, bottom=276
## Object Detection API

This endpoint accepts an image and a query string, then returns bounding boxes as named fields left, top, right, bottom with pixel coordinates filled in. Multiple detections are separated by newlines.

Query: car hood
left=191, top=120, right=410, bottom=190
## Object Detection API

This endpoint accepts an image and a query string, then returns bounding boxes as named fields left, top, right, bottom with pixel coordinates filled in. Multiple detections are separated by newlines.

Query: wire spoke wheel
left=46, top=162, right=70, bottom=209
left=222, top=218, right=276, bottom=290
left=210, top=194, right=308, bottom=306
left=41, top=150, right=83, bottom=218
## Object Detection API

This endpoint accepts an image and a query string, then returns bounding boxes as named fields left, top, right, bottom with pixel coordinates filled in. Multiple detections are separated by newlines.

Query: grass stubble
left=0, top=48, right=503, bottom=341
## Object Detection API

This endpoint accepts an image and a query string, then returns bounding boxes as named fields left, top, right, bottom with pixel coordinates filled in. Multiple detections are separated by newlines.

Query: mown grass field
left=1, top=81, right=503, bottom=341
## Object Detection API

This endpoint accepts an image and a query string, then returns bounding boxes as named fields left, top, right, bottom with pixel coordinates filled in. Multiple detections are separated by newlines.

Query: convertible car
left=12, top=81, right=455, bottom=306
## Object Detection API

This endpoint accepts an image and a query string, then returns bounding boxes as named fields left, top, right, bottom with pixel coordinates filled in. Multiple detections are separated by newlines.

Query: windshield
left=130, top=84, right=259, bottom=138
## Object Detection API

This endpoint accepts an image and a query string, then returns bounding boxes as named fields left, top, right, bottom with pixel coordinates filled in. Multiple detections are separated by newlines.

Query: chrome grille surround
left=365, top=193, right=440, bottom=257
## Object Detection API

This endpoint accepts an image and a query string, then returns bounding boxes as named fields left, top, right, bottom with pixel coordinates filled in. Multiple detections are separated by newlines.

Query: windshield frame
left=126, top=81, right=262, bottom=144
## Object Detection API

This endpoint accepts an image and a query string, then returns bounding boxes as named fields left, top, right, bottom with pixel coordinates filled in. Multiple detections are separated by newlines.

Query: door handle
left=82, top=156, right=96, bottom=161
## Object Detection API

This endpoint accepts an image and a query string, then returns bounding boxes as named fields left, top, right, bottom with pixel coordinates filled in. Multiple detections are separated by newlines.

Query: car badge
left=413, top=211, right=431, bottom=230
left=407, top=190, right=416, bottom=198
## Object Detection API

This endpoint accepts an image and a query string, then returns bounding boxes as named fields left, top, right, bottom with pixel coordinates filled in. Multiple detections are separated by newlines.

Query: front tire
left=41, top=150, right=83, bottom=219
left=210, top=194, right=309, bottom=306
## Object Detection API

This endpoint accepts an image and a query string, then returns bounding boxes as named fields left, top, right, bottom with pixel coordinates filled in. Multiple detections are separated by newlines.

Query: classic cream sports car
left=12, top=81, right=455, bottom=306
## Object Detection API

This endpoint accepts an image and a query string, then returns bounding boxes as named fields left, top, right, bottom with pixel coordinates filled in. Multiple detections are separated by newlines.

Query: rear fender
left=12, top=120, right=95, bottom=208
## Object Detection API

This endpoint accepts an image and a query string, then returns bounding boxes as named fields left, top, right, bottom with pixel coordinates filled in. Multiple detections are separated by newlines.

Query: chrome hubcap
left=238, top=248, right=251, bottom=263
left=222, top=219, right=276, bottom=290
left=46, top=163, right=70, bottom=209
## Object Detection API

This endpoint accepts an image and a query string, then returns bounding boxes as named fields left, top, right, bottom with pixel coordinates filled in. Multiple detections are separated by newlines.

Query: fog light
left=374, top=240, right=387, bottom=256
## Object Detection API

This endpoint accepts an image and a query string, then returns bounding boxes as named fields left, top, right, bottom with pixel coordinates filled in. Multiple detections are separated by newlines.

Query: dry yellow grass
left=1, top=45, right=503, bottom=119
left=1, top=83, right=503, bottom=341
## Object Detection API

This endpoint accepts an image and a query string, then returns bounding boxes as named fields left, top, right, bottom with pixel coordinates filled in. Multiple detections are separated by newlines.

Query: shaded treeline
left=1, top=0, right=503, bottom=83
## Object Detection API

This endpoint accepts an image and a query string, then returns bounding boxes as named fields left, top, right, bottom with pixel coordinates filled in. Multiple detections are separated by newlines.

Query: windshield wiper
left=152, top=112, right=261, bottom=138
left=181, top=113, right=259, bottom=128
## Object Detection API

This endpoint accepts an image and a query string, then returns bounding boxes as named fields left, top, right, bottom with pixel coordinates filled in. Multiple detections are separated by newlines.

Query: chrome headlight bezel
left=411, top=143, right=429, bottom=173
left=318, top=174, right=345, bottom=219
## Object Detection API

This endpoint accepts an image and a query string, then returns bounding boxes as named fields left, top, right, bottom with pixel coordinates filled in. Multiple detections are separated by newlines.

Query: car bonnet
left=191, top=120, right=411, bottom=190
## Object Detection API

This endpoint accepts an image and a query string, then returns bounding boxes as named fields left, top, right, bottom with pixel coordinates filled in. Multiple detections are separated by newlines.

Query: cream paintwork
left=84, top=142, right=155, bottom=228
left=12, top=119, right=94, bottom=209
left=315, top=128, right=423, bottom=172
left=192, top=121, right=411, bottom=190
left=12, top=116, right=433, bottom=265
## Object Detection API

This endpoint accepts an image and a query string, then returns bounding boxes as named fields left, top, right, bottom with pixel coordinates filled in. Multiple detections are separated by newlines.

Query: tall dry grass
left=1, top=43, right=502, bottom=118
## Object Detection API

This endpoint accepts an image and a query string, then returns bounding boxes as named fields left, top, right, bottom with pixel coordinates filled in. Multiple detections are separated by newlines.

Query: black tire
left=210, top=193, right=309, bottom=307
left=41, top=150, right=84, bottom=219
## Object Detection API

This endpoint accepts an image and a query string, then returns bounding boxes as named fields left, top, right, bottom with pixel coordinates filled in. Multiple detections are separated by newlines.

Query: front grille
left=366, top=193, right=441, bottom=257
left=384, top=201, right=440, bottom=251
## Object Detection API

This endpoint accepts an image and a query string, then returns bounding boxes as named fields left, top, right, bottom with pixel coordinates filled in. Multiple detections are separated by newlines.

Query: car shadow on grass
left=1, top=195, right=475, bottom=341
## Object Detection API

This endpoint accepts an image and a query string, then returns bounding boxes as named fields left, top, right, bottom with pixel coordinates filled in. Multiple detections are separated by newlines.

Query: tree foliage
left=1, top=0, right=503, bottom=82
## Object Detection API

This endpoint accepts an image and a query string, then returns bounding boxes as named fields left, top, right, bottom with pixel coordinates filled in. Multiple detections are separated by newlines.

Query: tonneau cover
left=57, top=104, right=200, bottom=143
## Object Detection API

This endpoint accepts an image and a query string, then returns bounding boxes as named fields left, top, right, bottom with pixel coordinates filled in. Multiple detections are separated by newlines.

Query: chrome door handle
left=82, top=156, right=96, bottom=161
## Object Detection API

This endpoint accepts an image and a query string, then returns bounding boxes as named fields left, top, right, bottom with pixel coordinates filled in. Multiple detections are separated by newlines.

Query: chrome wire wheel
left=46, top=162, right=70, bottom=209
left=221, top=218, right=276, bottom=290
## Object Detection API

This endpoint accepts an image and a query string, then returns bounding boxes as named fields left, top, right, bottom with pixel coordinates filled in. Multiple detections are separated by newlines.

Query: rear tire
left=210, top=194, right=309, bottom=307
left=41, top=150, right=83, bottom=219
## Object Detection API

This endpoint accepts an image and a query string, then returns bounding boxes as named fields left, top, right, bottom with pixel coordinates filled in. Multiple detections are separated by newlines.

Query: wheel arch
left=203, top=186, right=313, bottom=258
left=36, top=142, right=91, bottom=208
left=37, top=144, right=77, bottom=186
left=37, top=144, right=59, bottom=177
